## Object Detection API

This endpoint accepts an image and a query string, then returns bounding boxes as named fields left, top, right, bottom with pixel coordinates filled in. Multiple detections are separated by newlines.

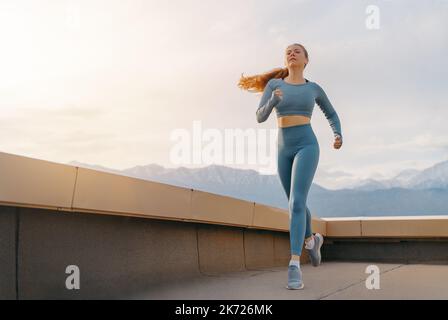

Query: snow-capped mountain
left=345, top=160, right=448, bottom=191
left=407, top=160, right=448, bottom=189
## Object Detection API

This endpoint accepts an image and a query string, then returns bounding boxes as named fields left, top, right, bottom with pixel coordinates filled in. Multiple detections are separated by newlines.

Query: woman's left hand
left=334, top=135, right=342, bottom=149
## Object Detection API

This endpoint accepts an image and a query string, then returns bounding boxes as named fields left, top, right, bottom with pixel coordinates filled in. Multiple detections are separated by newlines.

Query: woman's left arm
left=315, top=83, right=343, bottom=143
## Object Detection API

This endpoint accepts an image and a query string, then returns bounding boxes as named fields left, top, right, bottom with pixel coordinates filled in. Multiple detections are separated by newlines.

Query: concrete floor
left=134, top=261, right=448, bottom=300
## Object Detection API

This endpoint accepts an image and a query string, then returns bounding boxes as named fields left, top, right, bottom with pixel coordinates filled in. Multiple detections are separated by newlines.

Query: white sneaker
left=306, top=233, right=324, bottom=267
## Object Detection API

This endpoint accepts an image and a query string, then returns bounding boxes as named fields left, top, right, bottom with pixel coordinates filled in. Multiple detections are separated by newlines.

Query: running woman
left=238, top=43, right=343, bottom=289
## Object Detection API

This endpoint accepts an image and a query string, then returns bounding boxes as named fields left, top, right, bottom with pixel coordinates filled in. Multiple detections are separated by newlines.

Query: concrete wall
left=2, top=204, right=297, bottom=299
left=0, top=206, right=16, bottom=300
left=323, top=237, right=448, bottom=264
left=3, top=204, right=448, bottom=299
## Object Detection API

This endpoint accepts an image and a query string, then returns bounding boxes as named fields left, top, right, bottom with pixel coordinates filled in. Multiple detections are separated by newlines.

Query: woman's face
left=284, top=45, right=308, bottom=69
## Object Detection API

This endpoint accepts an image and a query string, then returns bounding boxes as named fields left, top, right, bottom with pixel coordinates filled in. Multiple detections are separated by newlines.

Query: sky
left=0, top=0, right=447, bottom=189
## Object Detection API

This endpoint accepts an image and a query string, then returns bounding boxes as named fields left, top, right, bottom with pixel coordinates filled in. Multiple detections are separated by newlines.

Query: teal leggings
left=277, top=123, right=320, bottom=256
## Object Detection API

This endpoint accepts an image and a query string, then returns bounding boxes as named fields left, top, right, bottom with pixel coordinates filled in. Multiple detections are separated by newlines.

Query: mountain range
left=67, top=159, right=448, bottom=218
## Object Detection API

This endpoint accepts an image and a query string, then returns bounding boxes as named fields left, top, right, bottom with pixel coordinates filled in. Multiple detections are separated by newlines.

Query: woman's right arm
left=256, top=79, right=281, bottom=123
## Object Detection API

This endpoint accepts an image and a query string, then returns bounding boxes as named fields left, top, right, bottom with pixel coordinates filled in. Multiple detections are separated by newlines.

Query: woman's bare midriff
left=277, top=115, right=311, bottom=128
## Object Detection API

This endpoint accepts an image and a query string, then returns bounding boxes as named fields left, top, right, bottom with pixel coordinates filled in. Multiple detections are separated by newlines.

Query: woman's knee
left=289, top=197, right=306, bottom=215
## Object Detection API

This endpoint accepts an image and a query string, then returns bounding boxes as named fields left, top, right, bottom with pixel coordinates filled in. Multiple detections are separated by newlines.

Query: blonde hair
left=237, top=43, right=309, bottom=93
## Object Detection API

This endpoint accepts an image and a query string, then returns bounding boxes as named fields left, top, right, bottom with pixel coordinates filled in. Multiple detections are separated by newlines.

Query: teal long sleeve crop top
left=256, top=78, right=342, bottom=140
